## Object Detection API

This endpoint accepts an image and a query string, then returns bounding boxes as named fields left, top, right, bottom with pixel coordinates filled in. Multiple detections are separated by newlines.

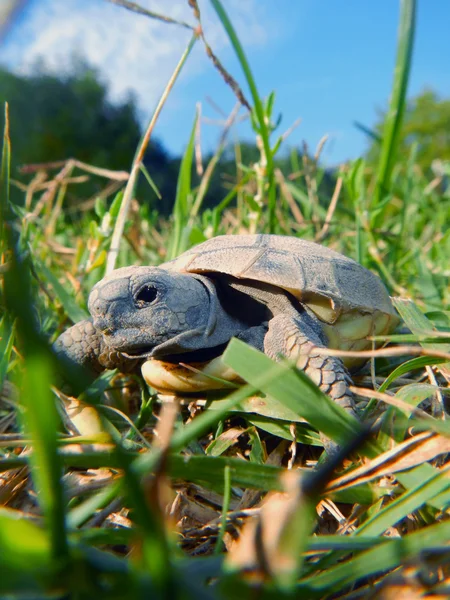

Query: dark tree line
left=0, top=63, right=177, bottom=211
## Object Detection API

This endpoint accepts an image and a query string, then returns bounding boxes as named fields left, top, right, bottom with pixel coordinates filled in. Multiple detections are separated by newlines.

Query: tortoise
left=55, top=234, right=399, bottom=419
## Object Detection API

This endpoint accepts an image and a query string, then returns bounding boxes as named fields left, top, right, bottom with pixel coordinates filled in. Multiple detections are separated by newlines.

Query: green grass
left=1, top=1, right=450, bottom=598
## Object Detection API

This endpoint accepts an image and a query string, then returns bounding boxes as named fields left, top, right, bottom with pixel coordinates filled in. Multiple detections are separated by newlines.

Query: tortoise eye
left=135, top=285, right=158, bottom=307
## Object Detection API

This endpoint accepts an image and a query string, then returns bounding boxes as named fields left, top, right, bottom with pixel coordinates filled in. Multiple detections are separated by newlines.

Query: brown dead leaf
left=227, top=470, right=309, bottom=580
left=237, top=440, right=289, bottom=510
left=172, top=490, right=219, bottom=528
left=153, top=398, right=179, bottom=451
left=205, top=426, right=247, bottom=456
left=327, top=432, right=450, bottom=494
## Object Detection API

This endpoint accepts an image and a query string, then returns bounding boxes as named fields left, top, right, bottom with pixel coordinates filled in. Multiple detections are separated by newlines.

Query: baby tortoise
left=55, top=234, right=399, bottom=419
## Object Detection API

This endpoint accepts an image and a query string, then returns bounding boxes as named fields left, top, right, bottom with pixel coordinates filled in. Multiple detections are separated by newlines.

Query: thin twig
left=302, top=142, right=320, bottom=230
left=24, top=171, right=47, bottom=210
left=106, top=33, right=198, bottom=274
left=314, top=135, right=329, bottom=161
left=107, top=0, right=195, bottom=30
left=425, top=366, right=445, bottom=419
left=25, top=161, right=74, bottom=221
left=275, top=168, right=304, bottom=226
left=281, top=118, right=302, bottom=142
left=188, top=0, right=251, bottom=110
left=350, top=385, right=436, bottom=420
left=19, top=159, right=129, bottom=181
left=315, top=176, right=343, bottom=242
left=313, top=345, right=450, bottom=362
left=205, top=96, right=227, bottom=118
left=189, top=103, right=241, bottom=222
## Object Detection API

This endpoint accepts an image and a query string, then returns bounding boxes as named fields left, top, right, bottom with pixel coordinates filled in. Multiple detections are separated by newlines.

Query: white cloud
left=2, top=0, right=272, bottom=111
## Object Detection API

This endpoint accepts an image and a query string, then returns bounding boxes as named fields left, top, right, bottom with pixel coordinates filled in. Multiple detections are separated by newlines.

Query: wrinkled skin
left=55, top=266, right=250, bottom=373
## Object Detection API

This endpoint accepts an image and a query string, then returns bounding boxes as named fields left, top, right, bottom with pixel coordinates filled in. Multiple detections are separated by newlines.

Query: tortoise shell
left=163, top=234, right=399, bottom=366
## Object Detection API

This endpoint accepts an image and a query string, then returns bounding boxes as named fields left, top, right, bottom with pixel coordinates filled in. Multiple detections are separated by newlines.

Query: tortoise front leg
left=53, top=318, right=105, bottom=376
left=264, top=312, right=357, bottom=420
left=54, top=319, right=141, bottom=379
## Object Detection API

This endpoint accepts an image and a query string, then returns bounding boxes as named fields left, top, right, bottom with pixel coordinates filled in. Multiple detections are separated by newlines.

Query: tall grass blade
left=168, top=112, right=197, bottom=259
left=106, top=33, right=197, bottom=274
left=299, top=520, right=450, bottom=593
left=210, top=0, right=276, bottom=231
left=373, top=0, right=416, bottom=225
left=2, top=110, right=68, bottom=563
left=1, top=102, right=10, bottom=253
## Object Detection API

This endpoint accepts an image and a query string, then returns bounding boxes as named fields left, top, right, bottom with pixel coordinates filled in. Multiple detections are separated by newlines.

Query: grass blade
left=355, top=464, right=450, bottom=537
left=0, top=509, right=52, bottom=593
left=214, top=465, right=231, bottom=554
left=373, top=0, right=416, bottom=224
left=1, top=102, right=10, bottom=254
left=106, top=33, right=197, bottom=274
left=168, top=112, right=197, bottom=259
left=222, top=338, right=365, bottom=448
left=210, top=0, right=276, bottom=231
left=5, top=256, right=69, bottom=563
left=35, top=259, right=89, bottom=323
left=299, top=520, right=450, bottom=594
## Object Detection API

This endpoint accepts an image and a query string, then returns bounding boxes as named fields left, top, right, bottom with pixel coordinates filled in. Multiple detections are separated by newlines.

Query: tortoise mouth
left=120, top=346, right=155, bottom=360
left=121, top=342, right=228, bottom=364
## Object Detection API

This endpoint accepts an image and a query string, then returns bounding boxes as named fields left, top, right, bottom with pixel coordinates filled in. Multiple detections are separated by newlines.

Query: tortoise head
left=88, top=266, right=211, bottom=358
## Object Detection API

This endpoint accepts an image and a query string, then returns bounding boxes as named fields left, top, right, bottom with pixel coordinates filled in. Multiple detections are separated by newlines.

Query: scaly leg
left=264, top=312, right=357, bottom=420
left=54, top=319, right=104, bottom=375
left=53, top=318, right=140, bottom=377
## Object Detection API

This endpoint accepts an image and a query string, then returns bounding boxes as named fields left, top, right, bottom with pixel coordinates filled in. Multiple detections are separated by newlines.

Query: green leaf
left=393, top=297, right=450, bottom=374
left=373, top=0, right=416, bottom=225
left=108, top=189, right=124, bottom=219
left=94, top=196, right=106, bottom=218
left=396, top=463, right=450, bottom=511
left=355, top=465, right=450, bottom=537
left=34, top=258, right=89, bottom=323
left=139, top=163, right=162, bottom=199
left=206, top=392, right=310, bottom=424
left=206, top=427, right=248, bottom=457
left=300, top=520, right=450, bottom=593
left=353, top=120, right=382, bottom=144
left=168, top=112, right=197, bottom=259
left=379, top=355, right=448, bottom=393
left=378, top=383, right=437, bottom=449
left=248, top=427, right=265, bottom=463
left=393, top=298, right=450, bottom=352
left=246, top=415, right=321, bottom=446
left=222, top=339, right=366, bottom=448
left=0, top=508, right=52, bottom=593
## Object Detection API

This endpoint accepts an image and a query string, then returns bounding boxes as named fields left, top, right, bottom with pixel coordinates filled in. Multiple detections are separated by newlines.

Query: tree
left=0, top=62, right=175, bottom=207
left=366, top=89, right=450, bottom=171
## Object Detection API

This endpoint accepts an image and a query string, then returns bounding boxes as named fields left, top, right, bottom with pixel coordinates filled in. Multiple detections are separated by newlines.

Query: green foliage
left=0, top=63, right=139, bottom=166
left=367, top=88, right=450, bottom=172
left=0, top=62, right=175, bottom=208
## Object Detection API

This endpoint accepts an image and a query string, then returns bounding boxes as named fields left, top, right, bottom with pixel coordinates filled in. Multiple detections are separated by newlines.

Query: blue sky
left=1, top=1, right=449, bottom=165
